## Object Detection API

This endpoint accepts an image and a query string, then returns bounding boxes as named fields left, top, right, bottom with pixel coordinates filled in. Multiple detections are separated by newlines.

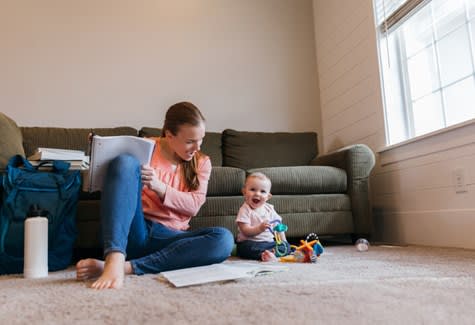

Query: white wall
left=0, top=0, right=321, bottom=134
left=313, top=0, right=475, bottom=249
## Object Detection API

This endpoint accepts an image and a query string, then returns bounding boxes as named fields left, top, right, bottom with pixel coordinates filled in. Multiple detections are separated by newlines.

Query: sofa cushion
left=138, top=127, right=162, bottom=138
left=207, top=167, right=245, bottom=196
left=0, top=113, right=25, bottom=169
left=139, top=127, right=223, bottom=166
left=200, top=132, right=222, bottom=166
left=222, top=129, right=318, bottom=170
left=248, top=166, right=347, bottom=194
left=21, top=127, right=138, bottom=157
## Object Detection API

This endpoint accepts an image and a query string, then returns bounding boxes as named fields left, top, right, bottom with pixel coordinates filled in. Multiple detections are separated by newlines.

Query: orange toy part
left=279, top=255, right=298, bottom=263
left=296, top=239, right=317, bottom=262
left=279, top=239, right=318, bottom=263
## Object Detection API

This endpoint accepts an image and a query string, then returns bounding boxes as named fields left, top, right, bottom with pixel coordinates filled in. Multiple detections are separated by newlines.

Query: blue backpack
left=0, top=155, right=81, bottom=275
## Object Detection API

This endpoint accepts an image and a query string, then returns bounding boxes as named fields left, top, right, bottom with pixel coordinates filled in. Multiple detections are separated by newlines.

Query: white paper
left=159, top=262, right=288, bottom=287
left=87, top=135, right=156, bottom=192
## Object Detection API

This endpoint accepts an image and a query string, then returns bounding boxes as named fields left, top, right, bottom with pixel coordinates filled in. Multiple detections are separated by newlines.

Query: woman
left=76, top=102, right=234, bottom=289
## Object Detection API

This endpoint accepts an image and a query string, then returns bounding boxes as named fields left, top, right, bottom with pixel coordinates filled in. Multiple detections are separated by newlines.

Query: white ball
left=355, top=238, right=369, bottom=252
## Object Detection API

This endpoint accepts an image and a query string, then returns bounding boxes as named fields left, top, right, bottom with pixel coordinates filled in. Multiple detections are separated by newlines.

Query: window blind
left=374, top=0, right=429, bottom=31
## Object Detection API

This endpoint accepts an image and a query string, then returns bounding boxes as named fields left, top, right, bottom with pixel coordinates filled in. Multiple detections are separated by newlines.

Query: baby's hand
left=259, top=221, right=271, bottom=233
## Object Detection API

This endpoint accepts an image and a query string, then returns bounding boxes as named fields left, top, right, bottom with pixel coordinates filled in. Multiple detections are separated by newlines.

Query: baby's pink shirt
left=141, top=138, right=211, bottom=230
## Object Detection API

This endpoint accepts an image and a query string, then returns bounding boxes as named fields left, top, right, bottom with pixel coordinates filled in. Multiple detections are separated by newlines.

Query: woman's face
left=165, top=122, right=205, bottom=161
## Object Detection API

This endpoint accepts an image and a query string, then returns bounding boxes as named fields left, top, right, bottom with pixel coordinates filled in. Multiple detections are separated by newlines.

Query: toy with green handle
left=268, top=220, right=291, bottom=257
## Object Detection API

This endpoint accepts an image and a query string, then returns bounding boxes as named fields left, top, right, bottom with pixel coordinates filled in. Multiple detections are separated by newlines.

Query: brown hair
left=162, top=101, right=205, bottom=190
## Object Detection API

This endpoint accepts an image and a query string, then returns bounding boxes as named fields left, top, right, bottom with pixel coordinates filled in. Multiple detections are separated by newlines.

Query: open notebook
left=85, top=135, right=155, bottom=192
left=159, top=262, right=288, bottom=287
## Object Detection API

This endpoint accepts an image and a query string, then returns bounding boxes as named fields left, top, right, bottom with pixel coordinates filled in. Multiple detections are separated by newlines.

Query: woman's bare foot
left=261, top=250, right=278, bottom=262
left=76, top=254, right=134, bottom=289
left=90, top=252, right=126, bottom=289
left=76, top=258, right=104, bottom=280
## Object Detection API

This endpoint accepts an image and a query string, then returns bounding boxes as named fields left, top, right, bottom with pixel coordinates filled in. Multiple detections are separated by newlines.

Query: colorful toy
left=280, top=239, right=317, bottom=263
left=268, top=220, right=291, bottom=257
left=306, top=232, right=324, bottom=257
left=279, top=233, right=324, bottom=263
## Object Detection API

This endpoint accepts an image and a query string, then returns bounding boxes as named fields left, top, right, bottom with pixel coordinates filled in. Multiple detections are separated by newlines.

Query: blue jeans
left=236, top=240, right=276, bottom=260
left=100, top=154, right=234, bottom=275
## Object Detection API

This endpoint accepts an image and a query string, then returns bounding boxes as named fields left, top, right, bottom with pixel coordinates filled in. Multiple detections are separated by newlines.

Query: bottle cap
left=27, top=204, right=48, bottom=218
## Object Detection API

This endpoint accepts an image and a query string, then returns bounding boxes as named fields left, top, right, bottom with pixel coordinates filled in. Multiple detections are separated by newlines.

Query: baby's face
left=242, top=177, right=271, bottom=209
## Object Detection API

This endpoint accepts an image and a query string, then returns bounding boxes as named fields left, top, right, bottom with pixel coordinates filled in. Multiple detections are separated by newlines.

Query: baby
left=235, top=172, right=285, bottom=262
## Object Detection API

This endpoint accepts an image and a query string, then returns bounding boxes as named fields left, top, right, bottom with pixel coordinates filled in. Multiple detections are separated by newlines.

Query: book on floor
left=159, top=262, right=289, bottom=287
left=85, top=135, right=156, bottom=192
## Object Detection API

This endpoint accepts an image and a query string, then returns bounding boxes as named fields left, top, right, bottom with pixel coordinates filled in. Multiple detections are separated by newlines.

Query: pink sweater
left=141, top=138, right=211, bottom=230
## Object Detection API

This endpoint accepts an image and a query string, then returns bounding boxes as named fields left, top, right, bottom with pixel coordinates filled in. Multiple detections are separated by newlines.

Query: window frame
left=375, top=0, right=475, bottom=146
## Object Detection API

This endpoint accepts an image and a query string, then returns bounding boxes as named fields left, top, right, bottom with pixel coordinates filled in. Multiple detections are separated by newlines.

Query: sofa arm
left=310, top=144, right=375, bottom=237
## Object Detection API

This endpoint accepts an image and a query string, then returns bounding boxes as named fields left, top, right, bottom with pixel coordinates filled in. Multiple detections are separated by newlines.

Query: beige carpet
left=1, top=245, right=475, bottom=325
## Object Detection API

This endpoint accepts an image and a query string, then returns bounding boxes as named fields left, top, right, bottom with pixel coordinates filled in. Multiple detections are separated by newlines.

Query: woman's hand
left=141, top=165, right=167, bottom=198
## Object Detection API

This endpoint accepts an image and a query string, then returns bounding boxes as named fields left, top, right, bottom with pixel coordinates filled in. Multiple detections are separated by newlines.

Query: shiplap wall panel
left=375, top=185, right=474, bottom=211
left=321, top=55, right=375, bottom=109
left=313, top=0, right=384, bottom=153
left=316, top=5, right=368, bottom=68
left=325, top=94, right=376, bottom=136
left=326, top=113, right=380, bottom=151
left=320, top=35, right=374, bottom=97
left=375, top=138, right=475, bottom=174
left=376, top=210, right=475, bottom=247
left=322, top=75, right=375, bottom=121
left=373, top=153, right=475, bottom=195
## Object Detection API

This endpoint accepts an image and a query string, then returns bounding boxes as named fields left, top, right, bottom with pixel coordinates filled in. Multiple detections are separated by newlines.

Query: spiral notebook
left=85, top=135, right=156, bottom=192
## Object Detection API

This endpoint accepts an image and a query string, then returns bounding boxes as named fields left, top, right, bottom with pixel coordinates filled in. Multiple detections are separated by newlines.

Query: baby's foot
left=90, top=252, right=125, bottom=290
left=261, top=250, right=278, bottom=262
left=76, top=258, right=104, bottom=280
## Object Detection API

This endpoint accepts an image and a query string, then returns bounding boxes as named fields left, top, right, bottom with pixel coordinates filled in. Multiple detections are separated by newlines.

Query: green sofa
left=1, top=113, right=376, bottom=257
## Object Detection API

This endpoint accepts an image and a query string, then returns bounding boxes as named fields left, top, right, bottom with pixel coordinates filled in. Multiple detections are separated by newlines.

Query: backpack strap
left=7, top=155, right=35, bottom=171
left=35, top=160, right=71, bottom=173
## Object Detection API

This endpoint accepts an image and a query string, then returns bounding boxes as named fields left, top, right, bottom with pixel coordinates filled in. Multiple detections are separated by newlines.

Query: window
left=374, top=0, right=475, bottom=145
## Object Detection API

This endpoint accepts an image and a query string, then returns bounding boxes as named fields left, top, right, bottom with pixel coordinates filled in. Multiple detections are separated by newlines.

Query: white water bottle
left=24, top=204, right=48, bottom=278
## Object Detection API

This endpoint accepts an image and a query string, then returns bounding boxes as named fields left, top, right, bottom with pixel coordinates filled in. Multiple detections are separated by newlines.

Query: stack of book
left=28, top=148, right=90, bottom=170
